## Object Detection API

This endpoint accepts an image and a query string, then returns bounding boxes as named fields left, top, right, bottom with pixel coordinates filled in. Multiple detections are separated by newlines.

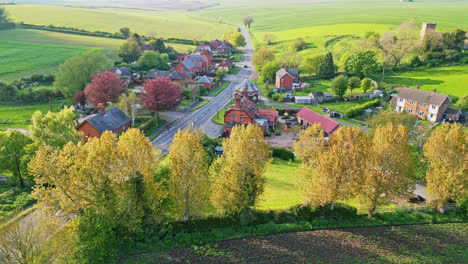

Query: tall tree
left=138, top=51, right=169, bottom=71
left=149, top=38, right=166, bottom=53
left=291, top=37, right=306, bottom=51
left=117, top=92, right=140, bottom=127
left=168, top=128, right=208, bottom=221
left=54, top=52, right=107, bottom=98
left=119, top=27, right=131, bottom=39
left=252, top=47, right=275, bottom=73
left=243, top=16, right=253, bottom=29
left=0, top=82, right=17, bottom=102
left=443, top=28, right=467, bottom=50
left=73, top=91, right=87, bottom=107
left=29, top=106, right=82, bottom=148
left=119, top=40, right=142, bottom=63
left=453, top=94, right=468, bottom=111
left=0, top=130, right=32, bottom=187
left=210, top=124, right=269, bottom=213
left=330, top=75, right=348, bottom=99
left=347, top=76, right=361, bottom=95
left=263, top=33, right=276, bottom=45
left=360, top=77, right=373, bottom=93
left=0, top=7, right=14, bottom=29
left=359, top=123, right=415, bottom=215
left=344, top=50, right=378, bottom=78
left=140, top=77, right=182, bottom=124
left=377, top=20, right=418, bottom=69
left=280, top=52, right=303, bottom=69
left=131, top=33, right=142, bottom=44
left=294, top=124, right=328, bottom=163
left=423, top=123, right=467, bottom=213
left=318, top=52, right=335, bottom=79
left=84, top=71, right=124, bottom=107
left=261, top=61, right=281, bottom=83
left=304, top=54, right=325, bottom=76
left=223, top=30, right=246, bottom=48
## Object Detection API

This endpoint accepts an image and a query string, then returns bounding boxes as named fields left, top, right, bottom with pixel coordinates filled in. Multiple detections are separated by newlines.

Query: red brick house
left=175, top=58, right=197, bottom=79
left=235, top=80, right=260, bottom=103
left=144, top=70, right=186, bottom=83
left=140, top=44, right=153, bottom=52
left=218, top=59, right=233, bottom=71
left=297, top=107, right=340, bottom=136
left=275, top=66, right=299, bottom=90
left=197, top=75, right=214, bottom=89
left=77, top=106, right=131, bottom=140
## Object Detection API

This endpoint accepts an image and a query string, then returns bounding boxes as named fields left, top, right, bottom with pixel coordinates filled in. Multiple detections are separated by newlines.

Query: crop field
left=0, top=99, right=72, bottom=131
left=0, top=40, right=99, bottom=82
left=123, top=223, right=468, bottom=263
left=4, top=5, right=235, bottom=41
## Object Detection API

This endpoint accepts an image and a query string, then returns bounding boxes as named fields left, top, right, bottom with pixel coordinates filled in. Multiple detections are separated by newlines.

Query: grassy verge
left=212, top=81, right=231, bottom=97
left=0, top=207, right=34, bottom=232
left=191, top=99, right=210, bottom=111
left=212, top=108, right=226, bottom=125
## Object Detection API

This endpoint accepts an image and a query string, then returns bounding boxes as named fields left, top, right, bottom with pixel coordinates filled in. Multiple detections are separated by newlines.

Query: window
left=398, top=98, right=404, bottom=102
left=430, top=114, right=434, bottom=118
left=408, top=100, right=414, bottom=105
left=420, top=103, right=426, bottom=107
left=431, top=105, right=437, bottom=109
left=419, top=111, right=424, bottom=116
left=407, top=109, right=413, bottom=113
left=230, top=113, right=234, bottom=120
left=240, top=114, right=244, bottom=121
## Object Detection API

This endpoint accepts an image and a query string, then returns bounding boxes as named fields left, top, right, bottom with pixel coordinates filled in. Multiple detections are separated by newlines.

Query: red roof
left=258, top=108, right=279, bottom=123
left=297, top=107, right=340, bottom=135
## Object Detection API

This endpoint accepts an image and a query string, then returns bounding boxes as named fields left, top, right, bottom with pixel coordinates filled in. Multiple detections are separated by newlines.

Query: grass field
left=0, top=99, right=72, bottom=131
left=124, top=223, right=468, bottom=263
left=4, top=5, right=235, bottom=41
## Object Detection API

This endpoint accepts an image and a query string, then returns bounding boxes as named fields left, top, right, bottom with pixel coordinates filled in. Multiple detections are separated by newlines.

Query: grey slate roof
left=140, top=44, right=153, bottom=51
left=106, top=67, right=131, bottom=76
left=235, top=80, right=259, bottom=93
left=144, top=70, right=186, bottom=80
left=443, top=107, right=461, bottom=116
left=197, top=75, right=213, bottom=84
left=182, top=58, right=196, bottom=69
left=395, top=87, right=450, bottom=106
left=276, top=68, right=299, bottom=78
left=84, top=107, right=131, bottom=134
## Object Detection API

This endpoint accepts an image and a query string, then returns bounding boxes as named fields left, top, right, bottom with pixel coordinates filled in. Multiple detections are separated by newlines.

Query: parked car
left=330, top=112, right=341, bottom=118
left=289, top=120, right=297, bottom=125
left=243, top=65, right=248, bottom=68
left=322, top=107, right=330, bottom=113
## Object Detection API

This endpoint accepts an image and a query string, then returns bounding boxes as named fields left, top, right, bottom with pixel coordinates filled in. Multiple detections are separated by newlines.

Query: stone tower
left=419, top=22, right=437, bottom=44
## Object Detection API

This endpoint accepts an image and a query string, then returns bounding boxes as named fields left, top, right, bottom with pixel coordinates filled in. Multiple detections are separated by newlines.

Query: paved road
left=152, top=26, right=254, bottom=154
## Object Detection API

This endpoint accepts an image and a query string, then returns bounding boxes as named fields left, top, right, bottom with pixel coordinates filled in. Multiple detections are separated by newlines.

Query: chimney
left=97, top=103, right=106, bottom=115
left=281, top=64, right=285, bottom=69
left=235, top=96, right=241, bottom=109
left=433, top=88, right=436, bottom=93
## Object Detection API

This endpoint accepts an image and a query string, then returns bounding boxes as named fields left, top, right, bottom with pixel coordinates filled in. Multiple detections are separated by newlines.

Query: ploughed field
left=122, top=223, right=468, bottom=264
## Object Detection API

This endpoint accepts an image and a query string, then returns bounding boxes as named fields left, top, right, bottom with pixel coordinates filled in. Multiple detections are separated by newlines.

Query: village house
left=217, top=59, right=233, bottom=71
left=297, top=107, right=340, bottom=136
left=77, top=105, right=131, bottom=140
left=224, top=80, right=278, bottom=136
left=140, top=44, right=153, bottom=52
left=308, top=91, right=336, bottom=104
left=391, top=87, right=451, bottom=122
left=143, top=69, right=186, bottom=82
left=105, top=67, right=132, bottom=86
left=195, top=40, right=233, bottom=57
left=197, top=75, right=214, bottom=89
left=275, top=66, right=299, bottom=90
left=175, top=58, right=197, bottom=79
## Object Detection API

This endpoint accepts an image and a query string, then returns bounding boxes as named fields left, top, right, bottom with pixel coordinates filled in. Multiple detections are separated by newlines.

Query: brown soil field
left=122, top=223, right=468, bottom=264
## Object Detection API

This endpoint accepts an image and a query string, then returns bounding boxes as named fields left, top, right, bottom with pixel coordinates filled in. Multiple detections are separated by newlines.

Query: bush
left=410, top=55, right=421, bottom=67
left=344, top=99, right=380, bottom=118
left=272, top=94, right=282, bottom=102
left=138, top=117, right=156, bottom=131
left=267, top=90, right=274, bottom=99
left=461, top=57, right=468, bottom=65
left=271, top=147, right=295, bottom=161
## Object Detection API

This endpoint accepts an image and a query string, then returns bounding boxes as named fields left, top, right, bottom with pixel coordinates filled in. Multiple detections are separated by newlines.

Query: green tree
left=54, top=52, right=107, bottom=98
left=0, top=130, right=32, bottom=187
left=138, top=51, right=169, bottom=71
left=330, top=75, right=348, bottom=99
left=253, top=47, right=275, bottom=73
left=347, top=76, right=361, bottom=95
left=291, top=38, right=306, bottom=51
left=29, top=106, right=82, bottom=148
left=216, top=68, right=227, bottom=80
left=149, top=38, right=166, bottom=53
left=280, top=52, right=302, bottom=69
left=131, top=33, right=141, bottom=44
left=344, top=50, right=378, bottom=78
left=119, top=27, right=131, bottom=38
left=263, top=33, right=276, bottom=45
left=0, top=82, right=17, bottom=102
left=261, top=61, right=281, bottom=83
left=119, top=40, right=142, bottom=63
left=224, top=30, right=246, bottom=48
left=243, top=16, right=253, bottom=28
left=360, top=77, right=373, bottom=93
left=453, top=94, right=468, bottom=111
left=304, top=54, right=325, bottom=76
left=117, top=92, right=140, bottom=127
left=0, top=7, right=14, bottom=29
left=443, top=28, right=467, bottom=50
left=318, top=52, right=335, bottom=79
left=168, top=128, right=208, bottom=221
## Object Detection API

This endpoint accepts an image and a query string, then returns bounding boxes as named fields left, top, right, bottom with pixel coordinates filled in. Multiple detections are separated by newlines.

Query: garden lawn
left=4, top=5, right=235, bottom=41
left=380, top=64, right=468, bottom=97
left=0, top=40, right=99, bottom=82
left=0, top=99, right=72, bottom=131
left=212, top=108, right=225, bottom=125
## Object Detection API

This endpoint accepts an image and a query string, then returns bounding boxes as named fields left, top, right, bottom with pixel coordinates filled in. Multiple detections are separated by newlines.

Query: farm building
left=296, top=107, right=340, bottom=136
left=309, top=91, right=336, bottom=104
left=295, top=96, right=312, bottom=104
left=77, top=105, right=131, bottom=140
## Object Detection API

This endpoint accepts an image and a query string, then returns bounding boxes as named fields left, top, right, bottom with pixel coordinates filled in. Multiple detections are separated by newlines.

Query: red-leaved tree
left=84, top=71, right=124, bottom=107
left=73, top=91, right=87, bottom=107
left=140, top=77, right=182, bottom=120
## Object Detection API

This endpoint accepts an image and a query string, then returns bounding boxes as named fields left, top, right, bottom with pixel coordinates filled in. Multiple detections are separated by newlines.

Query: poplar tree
left=318, top=52, right=335, bottom=79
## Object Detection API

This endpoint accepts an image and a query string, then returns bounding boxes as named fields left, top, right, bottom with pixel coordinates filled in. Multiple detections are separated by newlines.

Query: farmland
left=3, top=5, right=235, bottom=41
left=123, top=223, right=468, bottom=264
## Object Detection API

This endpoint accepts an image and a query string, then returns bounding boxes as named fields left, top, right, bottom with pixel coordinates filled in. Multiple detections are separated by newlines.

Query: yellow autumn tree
left=168, top=128, right=208, bottom=221
left=423, top=123, right=468, bottom=213
left=293, top=124, right=327, bottom=162
left=295, top=126, right=369, bottom=210
left=360, top=123, right=415, bottom=215
left=29, top=128, right=166, bottom=227
left=210, top=124, right=269, bottom=213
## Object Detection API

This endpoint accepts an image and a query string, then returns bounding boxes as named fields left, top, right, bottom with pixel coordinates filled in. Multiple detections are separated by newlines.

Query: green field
left=4, top=5, right=235, bottom=41
left=0, top=99, right=72, bottom=131
left=0, top=40, right=99, bottom=82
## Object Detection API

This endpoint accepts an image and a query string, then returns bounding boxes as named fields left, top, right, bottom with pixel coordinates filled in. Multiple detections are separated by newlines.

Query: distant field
left=0, top=40, right=99, bottom=82
left=4, top=5, right=235, bottom=41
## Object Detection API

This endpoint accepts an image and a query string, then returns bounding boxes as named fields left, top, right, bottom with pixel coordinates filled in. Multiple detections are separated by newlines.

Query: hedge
left=271, top=146, right=295, bottom=161
left=344, top=99, right=380, bottom=118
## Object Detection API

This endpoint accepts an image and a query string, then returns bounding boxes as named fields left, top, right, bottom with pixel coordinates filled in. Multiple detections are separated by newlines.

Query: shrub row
left=16, top=89, right=63, bottom=103
left=271, top=146, right=295, bottom=161
left=138, top=117, right=156, bottom=132
left=344, top=99, right=380, bottom=118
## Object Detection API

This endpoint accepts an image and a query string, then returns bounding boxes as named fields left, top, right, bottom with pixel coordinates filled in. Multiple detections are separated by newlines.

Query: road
left=152, top=26, right=254, bottom=154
